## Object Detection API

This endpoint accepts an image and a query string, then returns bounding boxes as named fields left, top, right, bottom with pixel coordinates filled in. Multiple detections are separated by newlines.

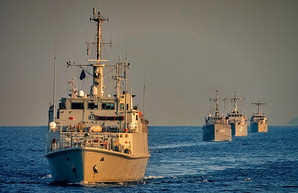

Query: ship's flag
left=80, top=70, right=86, bottom=80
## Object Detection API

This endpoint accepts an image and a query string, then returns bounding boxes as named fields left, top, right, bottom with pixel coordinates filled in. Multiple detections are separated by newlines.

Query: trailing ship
left=227, top=92, right=248, bottom=136
left=45, top=9, right=150, bottom=183
left=250, top=100, right=268, bottom=132
left=202, top=90, right=232, bottom=141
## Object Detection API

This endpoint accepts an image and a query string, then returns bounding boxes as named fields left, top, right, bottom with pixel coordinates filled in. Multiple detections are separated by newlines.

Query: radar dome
left=79, top=90, right=85, bottom=97
left=49, top=122, right=56, bottom=129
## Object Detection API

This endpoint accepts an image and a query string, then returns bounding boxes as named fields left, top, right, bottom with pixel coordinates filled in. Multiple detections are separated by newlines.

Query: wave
left=145, top=175, right=167, bottom=179
left=150, top=142, right=198, bottom=150
left=41, top=174, right=52, bottom=179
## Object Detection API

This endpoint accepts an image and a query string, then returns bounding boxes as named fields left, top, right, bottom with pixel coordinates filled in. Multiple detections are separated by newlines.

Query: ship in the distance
left=202, top=90, right=232, bottom=141
left=226, top=92, right=248, bottom=136
left=45, top=8, right=150, bottom=183
left=250, top=100, right=268, bottom=132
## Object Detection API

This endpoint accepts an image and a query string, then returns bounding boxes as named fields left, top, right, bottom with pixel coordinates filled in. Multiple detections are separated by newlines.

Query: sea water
left=0, top=126, right=297, bottom=192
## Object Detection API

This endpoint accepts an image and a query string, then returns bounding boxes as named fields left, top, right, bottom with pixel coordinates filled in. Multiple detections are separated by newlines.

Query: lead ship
left=202, top=90, right=232, bottom=141
left=227, top=92, right=248, bottom=136
left=250, top=100, right=268, bottom=132
left=45, top=9, right=150, bottom=183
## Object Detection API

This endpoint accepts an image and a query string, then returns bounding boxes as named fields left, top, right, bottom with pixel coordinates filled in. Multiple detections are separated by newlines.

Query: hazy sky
left=0, top=0, right=297, bottom=126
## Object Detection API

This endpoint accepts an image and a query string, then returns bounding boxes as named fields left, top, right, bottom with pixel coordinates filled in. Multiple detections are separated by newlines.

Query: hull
left=202, top=124, right=232, bottom=141
left=250, top=121, right=268, bottom=133
left=46, top=147, right=149, bottom=183
left=230, top=122, right=248, bottom=136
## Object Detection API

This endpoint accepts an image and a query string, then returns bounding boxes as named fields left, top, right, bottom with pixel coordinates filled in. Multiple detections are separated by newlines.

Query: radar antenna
left=252, top=100, right=266, bottom=114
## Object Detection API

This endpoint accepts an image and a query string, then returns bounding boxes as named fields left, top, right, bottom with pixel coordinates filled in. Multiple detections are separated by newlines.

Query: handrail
left=48, top=132, right=129, bottom=155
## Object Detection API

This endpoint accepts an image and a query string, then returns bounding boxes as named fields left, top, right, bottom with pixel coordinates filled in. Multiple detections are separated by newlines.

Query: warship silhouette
left=202, top=90, right=232, bottom=141
left=46, top=8, right=150, bottom=183
left=227, top=92, right=248, bottom=136
left=250, top=100, right=268, bottom=132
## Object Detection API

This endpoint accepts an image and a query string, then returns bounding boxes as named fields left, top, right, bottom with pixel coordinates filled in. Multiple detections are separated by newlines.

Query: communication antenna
left=143, top=63, right=146, bottom=116
left=52, top=38, right=57, bottom=119
left=124, top=59, right=129, bottom=131
left=85, top=30, right=90, bottom=56
left=125, top=38, right=128, bottom=59
left=99, top=0, right=102, bottom=13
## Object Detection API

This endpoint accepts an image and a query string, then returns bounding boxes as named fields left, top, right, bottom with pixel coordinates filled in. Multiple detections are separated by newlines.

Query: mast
left=223, top=97, right=228, bottom=115
left=252, top=100, right=266, bottom=114
left=210, top=90, right=220, bottom=117
left=230, top=91, right=245, bottom=112
left=90, top=8, right=109, bottom=97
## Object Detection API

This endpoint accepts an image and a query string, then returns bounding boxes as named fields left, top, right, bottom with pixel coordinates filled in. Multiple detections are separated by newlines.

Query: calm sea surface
left=0, top=126, right=297, bottom=192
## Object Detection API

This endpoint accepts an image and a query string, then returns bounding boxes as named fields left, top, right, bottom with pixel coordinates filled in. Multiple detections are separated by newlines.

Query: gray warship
left=202, top=90, right=232, bottom=141
left=250, top=100, right=268, bottom=132
left=227, top=92, right=248, bottom=136
left=45, top=9, right=150, bottom=183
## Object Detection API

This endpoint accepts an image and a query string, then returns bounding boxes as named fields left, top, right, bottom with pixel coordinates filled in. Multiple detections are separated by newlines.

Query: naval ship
left=250, top=100, right=268, bottom=132
left=226, top=92, right=248, bottom=136
left=202, top=90, right=232, bottom=141
left=45, top=9, right=150, bottom=183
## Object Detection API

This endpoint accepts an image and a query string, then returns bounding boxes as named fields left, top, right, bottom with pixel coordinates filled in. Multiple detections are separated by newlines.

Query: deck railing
left=49, top=132, right=127, bottom=153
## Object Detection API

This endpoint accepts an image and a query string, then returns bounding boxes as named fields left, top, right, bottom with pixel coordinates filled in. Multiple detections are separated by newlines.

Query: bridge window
left=102, top=103, right=115, bottom=110
left=71, top=102, right=84, bottom=109
left=88, top=103, right=98, bottom=110
left=59, top=102, right=66, bottom=109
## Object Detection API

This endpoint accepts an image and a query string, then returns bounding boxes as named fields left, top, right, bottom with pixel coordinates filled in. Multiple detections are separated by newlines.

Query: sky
left=0, top=0, right=297, bottom=126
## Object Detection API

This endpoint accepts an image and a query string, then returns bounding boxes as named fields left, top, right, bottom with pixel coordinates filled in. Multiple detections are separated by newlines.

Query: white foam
left=151, top=142, right=198, bottom=150
left=41, top=174, right=52, bottom=179
left=145, top=175, right=166, bottom=179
